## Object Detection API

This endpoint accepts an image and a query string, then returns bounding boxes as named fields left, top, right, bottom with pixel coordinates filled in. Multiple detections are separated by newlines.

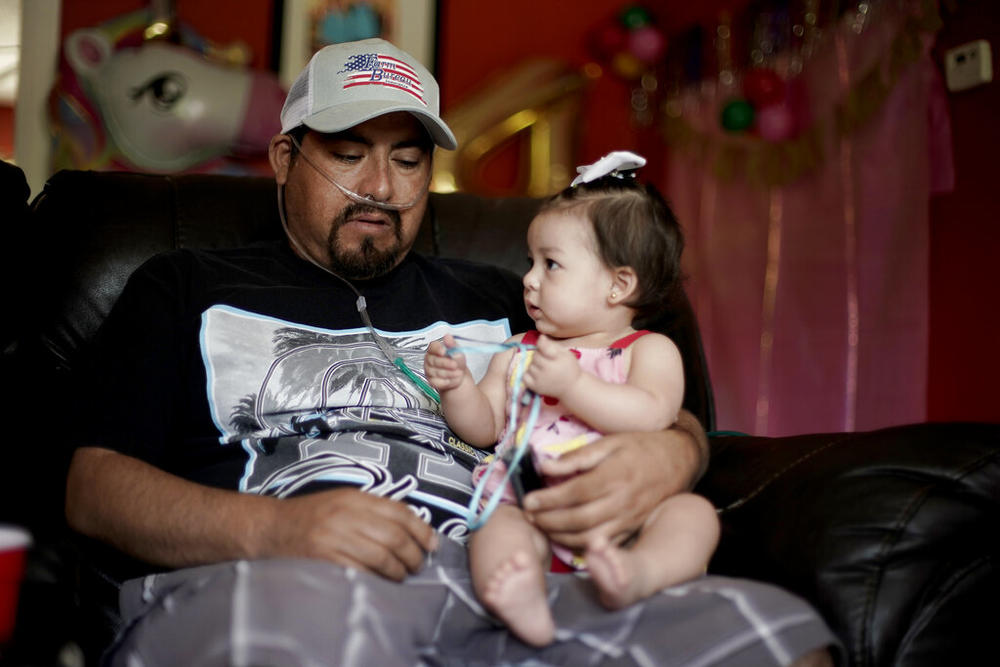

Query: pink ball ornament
left=755, top=104, right=796, bottom=142
left=628, top=26, right=666, bottom=64
left=743, top=68, right=786, bottom=108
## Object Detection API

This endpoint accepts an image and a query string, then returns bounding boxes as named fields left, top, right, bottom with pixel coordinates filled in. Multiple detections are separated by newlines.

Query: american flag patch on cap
left=339, top=52, right=426, bottom=105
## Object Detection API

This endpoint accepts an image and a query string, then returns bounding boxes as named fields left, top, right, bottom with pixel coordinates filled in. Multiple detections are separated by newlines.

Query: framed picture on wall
left=277, top=0, right=438, bottom=87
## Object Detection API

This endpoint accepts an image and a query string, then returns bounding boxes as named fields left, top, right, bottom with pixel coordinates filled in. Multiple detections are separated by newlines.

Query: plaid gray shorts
left=108, top=539, right=838, bottom=666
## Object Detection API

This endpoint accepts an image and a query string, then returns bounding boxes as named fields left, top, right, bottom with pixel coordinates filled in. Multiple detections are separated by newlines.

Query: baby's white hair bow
left=570, top=150, right=647, bottom=187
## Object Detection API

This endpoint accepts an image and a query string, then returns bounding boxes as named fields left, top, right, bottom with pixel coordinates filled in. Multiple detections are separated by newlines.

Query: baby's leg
left=587, top=492, right=720, bottom=610
left=469, top=504, right=554, bottom=646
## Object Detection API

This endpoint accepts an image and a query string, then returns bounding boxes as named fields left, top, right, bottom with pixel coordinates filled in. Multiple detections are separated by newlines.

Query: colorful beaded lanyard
left=447, top=337, right=541, bottom=531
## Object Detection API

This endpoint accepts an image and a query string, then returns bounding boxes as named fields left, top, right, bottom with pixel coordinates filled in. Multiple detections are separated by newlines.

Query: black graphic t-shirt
left=75, top=241, right=532, bottom=546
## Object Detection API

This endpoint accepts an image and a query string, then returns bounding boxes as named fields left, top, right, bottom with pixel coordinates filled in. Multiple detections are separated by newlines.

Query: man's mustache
left=336, top=202, right=402, bottom=229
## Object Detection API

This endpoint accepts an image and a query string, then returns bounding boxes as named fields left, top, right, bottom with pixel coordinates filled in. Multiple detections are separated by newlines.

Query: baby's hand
left=424, top=334, right=469, bottom=392
left=524, top=334, right=580, bottom=399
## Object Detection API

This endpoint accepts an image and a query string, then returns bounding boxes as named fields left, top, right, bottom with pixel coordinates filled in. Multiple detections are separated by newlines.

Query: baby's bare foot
left=481, top=550, right=555, bottom=647
left=586, top=540, right=646, bottom=610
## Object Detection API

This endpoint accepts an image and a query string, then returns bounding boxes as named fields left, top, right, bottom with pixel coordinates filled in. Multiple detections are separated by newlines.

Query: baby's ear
left=610, top=266, right=638, bottom=304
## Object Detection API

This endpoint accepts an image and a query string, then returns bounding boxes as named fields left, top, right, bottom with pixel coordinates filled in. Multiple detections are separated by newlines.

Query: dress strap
left=520, top=329, right=648, bottom=349
left=610, top=329, right=651, bottom=350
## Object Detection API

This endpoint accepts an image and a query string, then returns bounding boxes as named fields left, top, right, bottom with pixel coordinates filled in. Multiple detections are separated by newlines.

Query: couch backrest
left=15, top=168, right=714, bottom=429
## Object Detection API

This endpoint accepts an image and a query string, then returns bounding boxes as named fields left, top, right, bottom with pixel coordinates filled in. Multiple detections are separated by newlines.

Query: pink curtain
left=663, top=8, right=951, bottom=436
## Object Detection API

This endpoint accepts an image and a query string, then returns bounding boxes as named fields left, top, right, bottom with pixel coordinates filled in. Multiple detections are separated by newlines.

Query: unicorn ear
left=64, top=29, right=113, bottom=79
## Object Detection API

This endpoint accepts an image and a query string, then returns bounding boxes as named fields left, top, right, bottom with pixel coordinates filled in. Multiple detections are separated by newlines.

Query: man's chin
left=328, top=245, right=402, bottom=280
left=328, top=224, right=405, bottom=280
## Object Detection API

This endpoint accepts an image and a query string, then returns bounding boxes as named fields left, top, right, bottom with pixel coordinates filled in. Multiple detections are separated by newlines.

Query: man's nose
left=353, top=157, right=393, bottom=203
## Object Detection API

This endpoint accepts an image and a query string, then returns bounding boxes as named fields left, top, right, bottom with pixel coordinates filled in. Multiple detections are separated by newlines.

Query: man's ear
left=610, top=266, right=639, bottom=304
left=269, top=134, right=292, bottom=185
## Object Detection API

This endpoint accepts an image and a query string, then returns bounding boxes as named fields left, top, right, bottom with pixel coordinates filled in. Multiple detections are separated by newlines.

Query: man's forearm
left=672, top=408, right=710, bottom=489
left=65, top=447, right=278, bottom=568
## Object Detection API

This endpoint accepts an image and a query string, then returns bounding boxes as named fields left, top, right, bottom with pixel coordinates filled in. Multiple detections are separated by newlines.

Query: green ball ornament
left=620, top=5, right=652, bottom=30
left=721, top=99, right=755, bottom=132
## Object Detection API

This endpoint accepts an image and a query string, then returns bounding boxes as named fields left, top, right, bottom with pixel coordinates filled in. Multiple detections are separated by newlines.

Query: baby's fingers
left=426, top=340, right=449, bottom=359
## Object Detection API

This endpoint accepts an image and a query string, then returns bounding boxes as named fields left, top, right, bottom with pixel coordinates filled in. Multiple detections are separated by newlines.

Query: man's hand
left=521, top=412, right=707, bottom=549
left=523, top=334, right=581, bottom=399
left=265, top=488, right=438, bottom=582
left=66, top=447, right=437, bottom=582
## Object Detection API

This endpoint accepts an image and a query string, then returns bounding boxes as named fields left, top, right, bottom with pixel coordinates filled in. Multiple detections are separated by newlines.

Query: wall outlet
left=944, top=39, right=993, bottom=92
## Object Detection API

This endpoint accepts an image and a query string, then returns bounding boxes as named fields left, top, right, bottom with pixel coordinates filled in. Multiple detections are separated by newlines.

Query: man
left=66, top=38, right=837, bottom=665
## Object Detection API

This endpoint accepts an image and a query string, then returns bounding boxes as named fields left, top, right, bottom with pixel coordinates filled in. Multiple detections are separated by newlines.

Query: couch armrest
left=697, top=422, right=1000, bottom=666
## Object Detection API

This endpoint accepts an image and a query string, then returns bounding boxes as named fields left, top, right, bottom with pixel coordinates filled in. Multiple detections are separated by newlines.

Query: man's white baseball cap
left=280, top=38, right=456, bottom=150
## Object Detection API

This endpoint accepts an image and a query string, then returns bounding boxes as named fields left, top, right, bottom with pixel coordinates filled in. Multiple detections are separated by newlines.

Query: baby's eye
left=544, top=259, right=560, bottom=270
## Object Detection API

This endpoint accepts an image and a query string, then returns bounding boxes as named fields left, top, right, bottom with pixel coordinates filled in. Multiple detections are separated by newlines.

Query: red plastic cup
left=0, top=525, right=31, bottom=645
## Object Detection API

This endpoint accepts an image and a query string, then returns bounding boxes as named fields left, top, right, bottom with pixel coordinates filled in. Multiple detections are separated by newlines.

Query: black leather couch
left=1, top=165, right=997, bottom=666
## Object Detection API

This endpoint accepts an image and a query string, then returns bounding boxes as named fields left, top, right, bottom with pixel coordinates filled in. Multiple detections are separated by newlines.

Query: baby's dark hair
left=539, top=175, right=684, bottom=327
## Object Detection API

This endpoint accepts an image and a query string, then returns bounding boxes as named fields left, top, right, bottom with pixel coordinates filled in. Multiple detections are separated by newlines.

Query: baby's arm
left=527, top=333, right=684, bottom=434
left=424, top=334, right=515, bottom=447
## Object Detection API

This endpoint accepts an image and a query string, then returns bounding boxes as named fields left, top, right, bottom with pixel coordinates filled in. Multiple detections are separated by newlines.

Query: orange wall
left=0, top=106, right=13, bottom=159
left=927, top=0, right=1000, bottom=423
